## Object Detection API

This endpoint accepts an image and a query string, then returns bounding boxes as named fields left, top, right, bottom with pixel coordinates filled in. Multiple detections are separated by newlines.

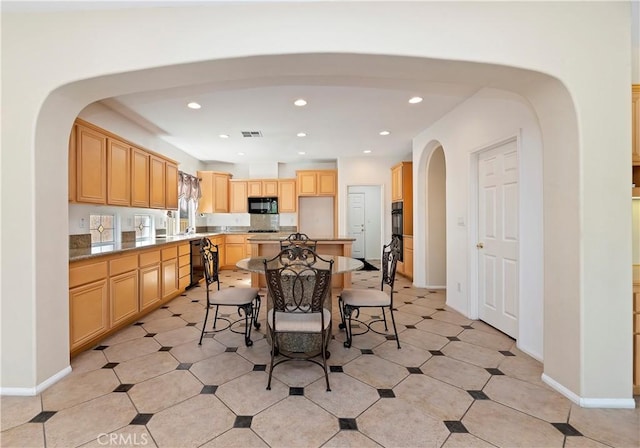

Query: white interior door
left=478, top=140, right=519, bottom=338
left=347, top=193, right=366, bottom=258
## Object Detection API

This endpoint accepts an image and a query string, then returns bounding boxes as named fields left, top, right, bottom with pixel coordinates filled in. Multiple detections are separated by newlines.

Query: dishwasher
left=189, top=239, right=205, bottom=287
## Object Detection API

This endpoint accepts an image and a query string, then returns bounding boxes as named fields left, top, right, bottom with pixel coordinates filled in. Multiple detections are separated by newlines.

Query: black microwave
left=248, top=197, right=278, bottom=214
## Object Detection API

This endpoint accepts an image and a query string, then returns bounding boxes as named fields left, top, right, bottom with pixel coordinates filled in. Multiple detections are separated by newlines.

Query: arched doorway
left=425, top=146, right=446, bottom=288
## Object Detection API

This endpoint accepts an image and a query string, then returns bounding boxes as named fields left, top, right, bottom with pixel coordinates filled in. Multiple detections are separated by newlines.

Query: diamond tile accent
left=551, top=422, right=583, bottom=436
left=429, top=350, right=445, bottom=356
left=485, top=368, right=504, bottom=375
left=102, top=362, right=119, bottom=369
left=253, top=364, right=267, bottom=371
left=329, top=366, right=344, bottom=373
left=461, top=325, right=474, bottom=329
left=144, top=333, right=157, bottom=337
left=499, top=350, right=516, bottom=356
left=447, top=336, right=461, bottom=341
left=225, top=347, right=238, bottom=353
left=191, top=300, right=199, bottom=302
left=385, top=335, right=397, bottom=341
left=186, top=322, right=197, bottom=326
left=444, top=420, right=469, bottom=433
left=407, top=367, right=423, bottom=374
left=113, top=384, right=134, bottom=392
left=289, top=387, right=304, bottom=396
left=377, top=389, right=396, bottom=398
left=234, top=415, right=253, bottom=428
left=130, top=413, right=153, bottom=425
left=422, top=316, right=433, bottom=320
left=176, top=363, right=192, bottom=370
left=361, top=349, right=374, bottom=355
left=201, top=385, right=218, bottom=394
left=467, top=390, right=490, bottom=400
left=339, top=417, right=358, bottom=430
left=161, top=306, right=169, bottom=309
left=405, top=325, right=417, bottom=329
left=94, top=345, right=108, bottom=350
left=159, top=346, right=172, bottom=351
left=29, top=411, right=56, bottom=423
left=172, top=313, right=182, bottom=317
left=133, top=322, right=144, bottom=326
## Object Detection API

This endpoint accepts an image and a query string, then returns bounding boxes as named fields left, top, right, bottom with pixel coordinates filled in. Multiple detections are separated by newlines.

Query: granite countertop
left=246, top=234, right=356, bottom=242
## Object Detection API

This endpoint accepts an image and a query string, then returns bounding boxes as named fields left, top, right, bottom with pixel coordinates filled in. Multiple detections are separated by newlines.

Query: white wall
left=414, top=88, right=544, bottom=361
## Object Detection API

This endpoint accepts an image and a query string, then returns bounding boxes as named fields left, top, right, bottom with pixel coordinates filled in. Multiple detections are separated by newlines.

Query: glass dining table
left=236, top=255, right=364, bottom=354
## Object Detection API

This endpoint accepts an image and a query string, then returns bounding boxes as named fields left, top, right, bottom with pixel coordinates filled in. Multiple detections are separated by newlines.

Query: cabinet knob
left=476, top=242, right=484, bottom=249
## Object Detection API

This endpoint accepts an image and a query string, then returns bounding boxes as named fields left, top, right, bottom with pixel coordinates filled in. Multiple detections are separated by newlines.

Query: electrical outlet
left=457, top=282, right=461, bottom=292
left=79, top=218, right=85, bottom=229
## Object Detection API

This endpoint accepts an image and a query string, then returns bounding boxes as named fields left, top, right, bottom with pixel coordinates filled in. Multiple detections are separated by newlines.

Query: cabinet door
left=69, top=125, right=76, bottom=202
left=633, top=86, right=640, bottom=164
left=131, top=147, right=150, bottom=208
left=110, top=270, right=139, bottom=326
left=297, top=171, right=317, bottom=195
left=165, top=162, right=179, bottom=210
left=76, top=125, right=107, bottom=204
left=162, top=259, right=178, bottom=300
left=225, top=244, right=246, bottom=267
left=247, top=180, right=262, bottom=197
left=107, top=138, right=131, bottom=206
left=213, top=173, right=230, bottom=213
left=263, top=180, right=278, bottom=197
left=69, top=279, right=108, bottom=350
left=391, top=165, right=402, bottom=201
left=150, top=156, right=166, bottom=209
left=317, top=171, right=336, bottom=195
left=278, top=179, right=297, bottom=212
left=197, top=171, right=214, bottom=213
left=140, top=264, right=161, bottom=311
left=230, top=181, right=248, bottom=213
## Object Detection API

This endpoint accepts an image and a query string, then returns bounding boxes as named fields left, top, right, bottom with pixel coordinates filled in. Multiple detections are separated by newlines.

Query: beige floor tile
left=104, top=337, right=161, bottom=363
left=141, top=316, right=189, bottom=334
left=569, top=404, right=640, bottom=448
left=44, top=393, right=138, bottom=448
left=78, top=425, right=157, bottom=447
left=101, top=325, right=148, bottom=346
left=165, top=301, right=204, bottom=316
left=420, top=355, right=491, bottom=391
left=69, top=349, right=108, bottom=375
left=146, top=394, right=235, bottom=448
left=211, top=327, right=265, bottom=347
left=497, top=352, right=545, bottom=386
left=190, top=352, right=254, bottom=385
left=271, top=358, right=327, bottom=388
left=0, top=422, right=45, bottom=448
left=200, top=429, right=269, bottom=448
left=398, top=328, right=449, bottom=351
left=442, top=341, right=504, bottom=368
left=394, top=374, right=473, bottom=421
left=306, top=373, right=379, bottom=418
left=431, top=310, right=473, bottom=326
left=170, top=338, right=227, bottom=364
left=397, top=303, right=438, bottom=317
left=358, top=398, right=450, bottom=448
left=462, top=400, right=564, bottom=447
left=563, top=436, right=612, bottom=447
left=385, top=310, right=423, bottom=326
left=457, top=328, right=514, bottom=351
left=113, top=351, right=179, bottom=384
left=177, top=309, right=205, bottom=326
left=1, top=395, right=42, bottom=431
left=322, top=430, right=383, bottom=447
left=374, top=340, right=431, bottom=367
left=470, top=320, right=507, bottom=336
left=127, top=370, right=202, bottom=414
left=236, top=338, right=274, bottom=365
left=343, top=355, right=408, bottom=389
left=441, top=433, right=496, bottom=448
left=252, top=396, right=338, bottom=448
left=336, top=325, right=388, bottom=350
left=324, top=339, right=362, bottom=366
left=153, top=325, right=200, bottom=347
left=42, top=369, right=119, bottom=411
left=216, top=371, right=288, bottom=415
left=415, top=318, right=464, bottom=337
left=483, top=375, right=571, bottom=422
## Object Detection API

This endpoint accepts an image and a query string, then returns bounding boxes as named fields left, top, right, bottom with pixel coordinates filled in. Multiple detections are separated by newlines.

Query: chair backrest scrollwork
left=200, top=237, right=220, bottom=289
left=280, top=232, right=318, bottom=252
left=381, top=235, right=401, bottom=290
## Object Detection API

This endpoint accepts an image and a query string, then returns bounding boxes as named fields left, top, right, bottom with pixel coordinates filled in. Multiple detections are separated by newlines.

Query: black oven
left=391, top=201, right=403, bottom=261
left=189, top=239, right=204, bottom=287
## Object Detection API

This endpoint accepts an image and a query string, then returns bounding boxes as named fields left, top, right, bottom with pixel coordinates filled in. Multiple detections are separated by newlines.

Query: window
left=90, top=214, right=115, bottom=245
left=134, top=215, right=152, bottom=240
left=179, top=196, right=196, bottom=234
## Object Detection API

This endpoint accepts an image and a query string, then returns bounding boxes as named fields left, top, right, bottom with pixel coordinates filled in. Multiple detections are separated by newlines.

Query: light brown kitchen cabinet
left=229, top=180, right=248, bottom=213
left=263, top=180, right=278, bottom=197
left=69, top=260, right=109, bottom=351
left=198, top=171, right=231, bottom=213
left=165, top=162, right=179, bottom=210
left=278, top=179, right=297, bottom=212
left=161, top=246, right=178, bottom=300
left=224, top=234, right=247, bottom=268
left=247, top=180, right=263, bottom=197
left=633, top=85, right=640, bottom=165
left=391, top=161, right=413, bottom=236
left=69, top=125, right=76, bottom=202
left=76, top=124, right=107, bottom=204
left=296, top=170, right=336, bottom=196
left=150, top=155, right=166, bottom=209
left=248, top=179, right=278, bottom=197
left=131, top=147, right=150, bottom=208
left=398, top=236, right=413, bottom=280
left=108, top=255, right=138, bottom=326
left=139, top=249, right=161, bottom=312
left=107, top=138, right=131, bottom=206
left=178, top=243, right=191, bottom=291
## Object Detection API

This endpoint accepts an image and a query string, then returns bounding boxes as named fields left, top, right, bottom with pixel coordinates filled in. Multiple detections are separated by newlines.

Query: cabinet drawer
left=139, top=250, right=161, bottom=267
left=69, top=261, right=108, bottom=288
left=178, top=276, right=190, bottom=291
left=179, top=265, right=190, bottom=278
left=225, top=234, right=245, bottom=244
left=109, top=254, right=138, bottom=276
left=178, top=244, right=190, bottom=256
left=404, top=237, right=413, bottom=250
left=162, top=246, right=178, bottom=261
left=179, top=254, right=190, bottom=268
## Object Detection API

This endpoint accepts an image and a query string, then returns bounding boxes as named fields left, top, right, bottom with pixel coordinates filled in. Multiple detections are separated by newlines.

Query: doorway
left=347, top=186, right=382, bottom=260
left=425, top=147, right=447, bottom=288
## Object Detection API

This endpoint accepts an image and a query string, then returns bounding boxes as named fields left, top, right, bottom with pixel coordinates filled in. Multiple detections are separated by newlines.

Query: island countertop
left=247, top=235, right=356, bottom=242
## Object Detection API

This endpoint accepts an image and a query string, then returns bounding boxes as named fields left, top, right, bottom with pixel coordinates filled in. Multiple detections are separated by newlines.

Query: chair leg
left=338, top=297, right=346, bottom=330
left=212, top=305, right=220, bottom=329
left=198, top=304, right=211, bottom=345
left=240, top=303, right=254, bottom=347
left=381, top=306, right=388, bottom=331
left=321, top=329, right=331, bottom=392
left=253, top=295, right=262, bottom=330
left=266, top=327, right=277, bottom=390
left=343, top=304, right=355, bottom=348
left=389, top=306, right=401, bottom=349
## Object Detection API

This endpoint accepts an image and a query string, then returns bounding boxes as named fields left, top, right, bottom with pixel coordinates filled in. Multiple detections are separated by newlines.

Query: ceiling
left=103, top=79, right=481, bottom=164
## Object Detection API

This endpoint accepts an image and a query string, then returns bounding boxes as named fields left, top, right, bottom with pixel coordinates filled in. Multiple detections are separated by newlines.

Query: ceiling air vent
left=241, top=131, right=263, bottom=138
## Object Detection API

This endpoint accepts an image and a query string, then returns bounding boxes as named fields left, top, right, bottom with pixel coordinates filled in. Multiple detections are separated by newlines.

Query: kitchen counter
left=247, top=234, right=355, bottom=242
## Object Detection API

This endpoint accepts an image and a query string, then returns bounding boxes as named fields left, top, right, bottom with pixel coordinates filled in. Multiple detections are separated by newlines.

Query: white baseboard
left=541, top=373, right=636, bottom=409
left=426, top=285, right=446, bottom=290
left=0, top=366, right=71, bottom=396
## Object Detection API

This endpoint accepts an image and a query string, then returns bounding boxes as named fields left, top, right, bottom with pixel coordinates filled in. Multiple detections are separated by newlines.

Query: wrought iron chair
left=339, top=236, right=402, bottom=349
left=279, top=232, right=318, bottom=251
left=263, top=246, right=334, bottom=391
left=198, top=237, right=261, bottom=346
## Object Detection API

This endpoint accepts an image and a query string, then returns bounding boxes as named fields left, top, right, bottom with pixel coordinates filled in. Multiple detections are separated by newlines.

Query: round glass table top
left=236, top=255, right=364, bottom=274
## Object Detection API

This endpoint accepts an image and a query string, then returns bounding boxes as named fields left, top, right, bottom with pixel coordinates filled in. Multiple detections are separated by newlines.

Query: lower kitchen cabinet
left=69, top=279, right=109, bottom=350
left=225, top=234, right=247, bottom=268
left=162, top=259, right=178, bottom=300
left=110, top=270, right=138, bottom=326
left=140, top=264, right=161, bottom=311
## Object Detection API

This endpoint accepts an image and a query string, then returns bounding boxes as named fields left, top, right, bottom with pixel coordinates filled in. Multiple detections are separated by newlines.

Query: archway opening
left=425, top=146, right=447, bottom=288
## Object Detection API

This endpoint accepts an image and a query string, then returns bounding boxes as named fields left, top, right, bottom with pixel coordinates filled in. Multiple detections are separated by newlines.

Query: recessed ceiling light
left=187, top=102, right=201, bottom=109
left=408, top=96, right=423, bottom=104
left=297, top=132, right=307, bottom=137
left=363, top=150, right=372, bottom=154
left=298, top=151, right=306, bottom=155
left=237, top=152, right=245, bottom=156
left=294, top=99, right=307, bottom=107
left=219, top=134, right=229, bottom=139
left=379, top=130, right=390, bottom=136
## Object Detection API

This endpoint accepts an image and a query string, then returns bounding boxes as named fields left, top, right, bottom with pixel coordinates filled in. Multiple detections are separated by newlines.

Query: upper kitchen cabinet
left=391, top=161, right=412, bottom=203
left=107, top=138, right=131, bottom=206
left=69, top=125, right=77, bottom=202
left=278, top=179, right=297, bottom=212
left=247, top=179, right=278, bottom=197
left=149, top=155, right=166, bottom=209
left=633, top=85, right=640, bottom=165
left=198, top=171, right=231, bottom=213
left=229, top=180, right=248, bottom=213
left=131, top=147, right=150, bottom=208
left=76, top=124, right=107, bottom=204
left=297, top=170, right=336, bottom=196
left=165, top=162, right=178, bottom=210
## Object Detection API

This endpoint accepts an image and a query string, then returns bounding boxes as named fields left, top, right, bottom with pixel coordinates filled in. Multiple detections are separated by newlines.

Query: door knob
left=476, top=242, right=484, bottom=249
